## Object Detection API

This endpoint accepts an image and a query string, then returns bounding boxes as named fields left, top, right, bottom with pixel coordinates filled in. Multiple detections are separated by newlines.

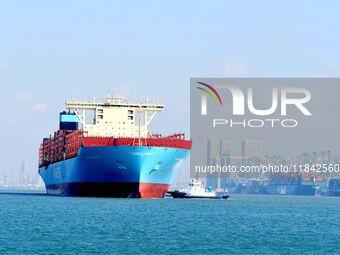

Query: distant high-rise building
left=242, top=139, right=263, bottom=159
left=207, top=139, right=232, bottom=189
left=207, top=139, right=220, bottom=165
left=221, top=139, right=232, bottom=157
left=207, top=139, right=232, bottom=163
left=21, top=160, right=29, bottom=185
left=207, top=139, right=220, bottom=188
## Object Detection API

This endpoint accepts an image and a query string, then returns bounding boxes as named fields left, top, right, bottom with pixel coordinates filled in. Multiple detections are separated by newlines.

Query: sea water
left=0, top=192, right=339, bottom=255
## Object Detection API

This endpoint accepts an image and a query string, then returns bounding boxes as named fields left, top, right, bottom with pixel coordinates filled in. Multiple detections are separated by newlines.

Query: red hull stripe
left=139, top=183, right=170, bottom=198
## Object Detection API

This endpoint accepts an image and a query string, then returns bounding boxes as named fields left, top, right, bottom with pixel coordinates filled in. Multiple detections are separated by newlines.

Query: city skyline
left=0, top=160, right=43, bottom=189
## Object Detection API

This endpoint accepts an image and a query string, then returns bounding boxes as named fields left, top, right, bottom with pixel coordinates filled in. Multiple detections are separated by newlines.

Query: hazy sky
left=1, top=0, right=340, bottom=173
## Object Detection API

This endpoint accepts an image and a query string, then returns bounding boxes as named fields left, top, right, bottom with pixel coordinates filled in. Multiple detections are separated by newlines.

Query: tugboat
left=168, top=179, right=229, bottom=199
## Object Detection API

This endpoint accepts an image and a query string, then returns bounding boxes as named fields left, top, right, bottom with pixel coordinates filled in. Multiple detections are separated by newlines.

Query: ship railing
left=148, top=133, right=185, bottom=140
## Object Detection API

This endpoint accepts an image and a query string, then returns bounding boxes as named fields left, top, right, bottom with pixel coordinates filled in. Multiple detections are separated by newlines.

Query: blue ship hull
left=39, top=146, right=190, bottom=198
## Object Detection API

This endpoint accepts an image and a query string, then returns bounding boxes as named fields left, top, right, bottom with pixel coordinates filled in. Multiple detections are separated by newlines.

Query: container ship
left=260, top=176, right=318, bottom=196
left=220, top=176, right=319, bottom=196
left=38, top=93, right=192, bottom=198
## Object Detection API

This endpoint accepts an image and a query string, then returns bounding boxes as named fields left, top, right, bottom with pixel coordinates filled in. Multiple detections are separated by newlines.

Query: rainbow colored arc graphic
left=196, top=82, right=223, bottom=106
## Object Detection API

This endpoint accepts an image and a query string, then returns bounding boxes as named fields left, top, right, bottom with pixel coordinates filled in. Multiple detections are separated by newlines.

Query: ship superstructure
left=38, top=93, right=191, bottom=198
left=65, top=93, right=163, bottom=138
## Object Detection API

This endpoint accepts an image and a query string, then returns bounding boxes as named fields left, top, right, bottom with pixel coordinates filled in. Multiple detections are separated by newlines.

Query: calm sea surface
left=0, top=192, right=339, bottom=255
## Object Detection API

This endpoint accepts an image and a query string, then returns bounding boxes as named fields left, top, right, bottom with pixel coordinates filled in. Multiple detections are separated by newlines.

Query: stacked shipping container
left=39, top=131, right=191, bottom=168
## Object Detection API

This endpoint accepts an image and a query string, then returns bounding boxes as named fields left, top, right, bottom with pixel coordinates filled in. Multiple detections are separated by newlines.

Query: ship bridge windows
left=128, top=116, right=133, bottom=120
left=98, top=115, right=103, bottom=119
left=98, top=109, right=104, bottom=113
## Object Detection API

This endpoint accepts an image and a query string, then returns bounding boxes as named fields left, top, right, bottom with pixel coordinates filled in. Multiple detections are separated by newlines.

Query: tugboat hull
left=168, top=190, right=229, bottom=199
